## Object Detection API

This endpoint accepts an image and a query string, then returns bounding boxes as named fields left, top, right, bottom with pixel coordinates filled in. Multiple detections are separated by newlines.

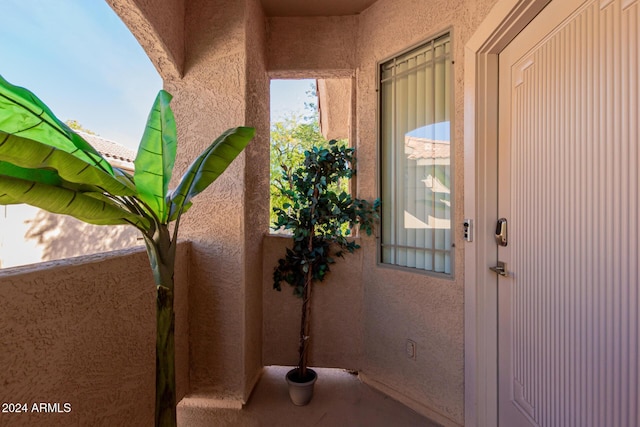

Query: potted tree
left=272, top=140, right=379, bottom=406
left=0, top=75, right=255, bottom=427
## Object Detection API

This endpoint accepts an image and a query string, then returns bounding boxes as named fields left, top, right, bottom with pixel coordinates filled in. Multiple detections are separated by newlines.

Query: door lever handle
left=490, top=261, right=509, bottom=277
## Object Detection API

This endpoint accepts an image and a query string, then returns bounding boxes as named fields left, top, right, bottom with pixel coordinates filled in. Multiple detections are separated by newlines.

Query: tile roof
left=76, top=131, right=136, bottom=171
left=405, top=136, right=450, bottom=160
left=404, top=122, right=451, bottom=161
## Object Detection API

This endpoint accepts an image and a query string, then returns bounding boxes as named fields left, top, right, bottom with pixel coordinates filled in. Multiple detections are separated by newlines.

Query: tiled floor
left=178, top=366, right=442, bottom=426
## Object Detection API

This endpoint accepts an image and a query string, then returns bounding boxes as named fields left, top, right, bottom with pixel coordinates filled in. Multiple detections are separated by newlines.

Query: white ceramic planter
left=285, top=368, right=318, bottom=406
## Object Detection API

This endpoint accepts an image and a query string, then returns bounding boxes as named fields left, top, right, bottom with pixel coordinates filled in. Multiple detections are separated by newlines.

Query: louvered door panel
left=498, top=0, right=639, bottom=426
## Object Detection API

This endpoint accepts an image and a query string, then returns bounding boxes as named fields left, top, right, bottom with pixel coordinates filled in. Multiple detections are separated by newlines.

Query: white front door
left=497, top=0, right=639, bottom=425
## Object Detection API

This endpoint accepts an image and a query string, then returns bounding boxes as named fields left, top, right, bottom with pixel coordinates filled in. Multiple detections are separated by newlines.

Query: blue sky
left=0, top=1, right=162, bottom=150
left=0, top=1, right=313, bottom=151
left=270, top=79, right=316, bottom=123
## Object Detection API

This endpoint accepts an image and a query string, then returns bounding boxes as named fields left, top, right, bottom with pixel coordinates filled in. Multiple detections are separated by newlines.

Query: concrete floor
left=178, top=366, right=442, bottom=427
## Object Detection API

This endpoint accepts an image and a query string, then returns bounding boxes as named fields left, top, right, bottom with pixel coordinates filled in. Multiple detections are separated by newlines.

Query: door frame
left=463, top=1, right=551, bottom=426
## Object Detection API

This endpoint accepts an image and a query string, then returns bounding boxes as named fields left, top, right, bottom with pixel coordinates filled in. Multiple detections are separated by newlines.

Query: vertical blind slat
left=380, top=33, right=452, bottom=273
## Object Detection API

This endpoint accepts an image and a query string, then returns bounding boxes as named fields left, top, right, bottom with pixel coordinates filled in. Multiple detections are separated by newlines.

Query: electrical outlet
left=406, top=339, right=417, bottom=360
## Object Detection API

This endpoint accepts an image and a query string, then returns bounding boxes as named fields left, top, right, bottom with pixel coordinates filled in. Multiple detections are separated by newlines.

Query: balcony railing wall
left=0, top=243, right=190, bottom=426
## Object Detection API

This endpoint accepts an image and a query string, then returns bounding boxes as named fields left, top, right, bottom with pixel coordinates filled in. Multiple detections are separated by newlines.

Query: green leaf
left=168, top=201, right=192, bottom=222
left=134, top=90, right=177, bottom=223
left=0, top=160, right=62, bottom=187
left=0, top=74, right=114, bottom=175
left=168, top=127, right=255, bottom=219
left=0, top=132, right=135, bottom=196
left=113, top=167, right=136, bottom=190
left=0, top=175, right=148, bottom=229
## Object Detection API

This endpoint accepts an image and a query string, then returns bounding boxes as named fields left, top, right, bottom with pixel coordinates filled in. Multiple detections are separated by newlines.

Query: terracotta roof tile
left=404, top=122, right=451, bottom=160
left=76, top=131, right=136, bottom=170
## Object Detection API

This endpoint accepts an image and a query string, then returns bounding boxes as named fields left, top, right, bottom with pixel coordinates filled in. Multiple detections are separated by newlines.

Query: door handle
left=490, top=261, right=509, bottom=277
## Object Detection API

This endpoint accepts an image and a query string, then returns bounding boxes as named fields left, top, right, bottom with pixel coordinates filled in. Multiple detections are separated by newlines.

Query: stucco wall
left=243, top=0, right=270, bottom=401
left=0, top=244, right=190, bottom=426
left=355, top=0, right=499, bottom=424
left=318, top=78, right=352, bottom=141
left=267, top=16, right=358, bottom=78
left=107, top=0, right=269, bottom=406
left=158, top=0, right=268, bottom=403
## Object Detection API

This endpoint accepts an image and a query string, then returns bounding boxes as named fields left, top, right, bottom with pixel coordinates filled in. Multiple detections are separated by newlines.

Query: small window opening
left=269, top=78, right=351, bottom=233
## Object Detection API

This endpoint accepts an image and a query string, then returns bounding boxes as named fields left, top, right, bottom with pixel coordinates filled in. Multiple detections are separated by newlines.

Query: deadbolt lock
left=495, top=218, right=508, bottom=246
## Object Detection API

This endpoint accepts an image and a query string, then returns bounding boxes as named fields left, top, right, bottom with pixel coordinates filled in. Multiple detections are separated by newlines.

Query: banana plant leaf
left=168, top=126, right=255, bottom=219
left=0, top=132, right=135, bottom=196
left=0, top=75, right=114, bottom=175
left=0, top=174, right=148, bottom=228
left=0, top=160, right=62, bottom=187
left=134, top=90, right=177, bottom=223
left=0, top=161, right=107, bottom=196
left=0, top=192, right=19, bottom=205
left=168, top=201, right=192, bottom=222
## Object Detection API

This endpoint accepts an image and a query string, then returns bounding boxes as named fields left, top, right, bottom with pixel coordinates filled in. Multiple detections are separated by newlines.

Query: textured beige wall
left=356, top=0, right=498, bottom=424
left=0, top=244, right=190, bottom=426
left=107, top=0, right=268, bottom=405
left=243, top=0, right=270, bottom=401
left=262, top=235, right=364, bottom=369
left=267, top=16, right=358, bottom=78
left=166, top=0, right=246, bottom=396
left=318, top=78, right=352, bottom=141
left=160, top=0, right=267, bottom=402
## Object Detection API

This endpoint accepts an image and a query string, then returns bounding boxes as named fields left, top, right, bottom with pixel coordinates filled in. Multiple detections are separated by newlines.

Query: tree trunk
left=144, top=227, right=177, bottom=427
left=297, top=188, right=319, bottom=380
left=298, top=269, right=313, bottom=379
left=298, top=216, right=316, bottom=380
left=156, top=284, right=176, bottom=427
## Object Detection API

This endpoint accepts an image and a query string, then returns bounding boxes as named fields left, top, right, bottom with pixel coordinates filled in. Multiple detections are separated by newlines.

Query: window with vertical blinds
left=379, top=33, right=452, bottom=274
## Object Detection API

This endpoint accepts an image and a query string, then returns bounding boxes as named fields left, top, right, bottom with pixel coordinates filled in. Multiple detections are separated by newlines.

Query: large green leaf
left=0, top=132, right=135, bottom=196
left=0, top=75, right=114, bottom=175
left=0, top=175, right=148, bottom=229
left=134, top=90, right=177, bottom=223
left=0, top=160, right=122, bottom=198
left=168, top=201, right=192, bottom=222
left=0, top=160, right=62, bottom=187
left=168, top=127, right=255, bottom=220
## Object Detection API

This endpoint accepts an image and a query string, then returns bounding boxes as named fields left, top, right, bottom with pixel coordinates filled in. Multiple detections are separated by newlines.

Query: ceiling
left=260, top=0, right=378, bottom=17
